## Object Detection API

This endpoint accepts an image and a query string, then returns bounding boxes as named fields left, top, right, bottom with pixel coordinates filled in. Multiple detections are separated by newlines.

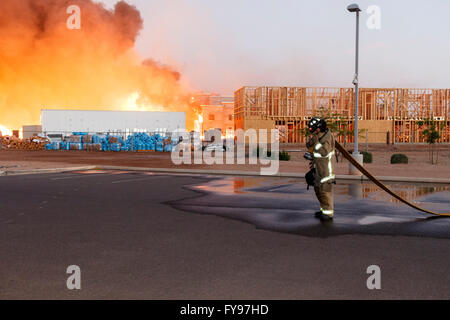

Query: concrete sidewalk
left=0, top=165, right=96, bottom=176
left=1, top=164, right=449, bottom=184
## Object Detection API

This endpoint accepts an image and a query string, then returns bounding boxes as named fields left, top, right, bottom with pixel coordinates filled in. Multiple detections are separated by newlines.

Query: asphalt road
left=0, top=170, right=449, bottom=299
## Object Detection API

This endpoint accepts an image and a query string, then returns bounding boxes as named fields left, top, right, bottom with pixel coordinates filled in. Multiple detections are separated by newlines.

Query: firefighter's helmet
left=308, top=117, right=327, bottom=132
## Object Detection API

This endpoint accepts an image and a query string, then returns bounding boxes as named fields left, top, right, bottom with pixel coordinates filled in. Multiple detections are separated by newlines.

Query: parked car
left=203, top=143, right=226, bottom=152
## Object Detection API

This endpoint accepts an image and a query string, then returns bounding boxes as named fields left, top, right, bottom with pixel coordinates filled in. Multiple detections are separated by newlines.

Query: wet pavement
left=169, top=176, right=450, bottom=239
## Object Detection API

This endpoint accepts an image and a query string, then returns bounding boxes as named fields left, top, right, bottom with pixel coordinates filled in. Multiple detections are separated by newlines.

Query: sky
left=99, top=0, right=450, bottom=95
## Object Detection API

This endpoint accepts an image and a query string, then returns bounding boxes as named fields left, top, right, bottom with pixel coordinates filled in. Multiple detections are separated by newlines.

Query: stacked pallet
left=82, top=135, right=92, bottom=144
left=108, top=136, right=119, bottom=144
left=69, top=135, right=82, bottom=143
left=85, top=143, right=102, bottom=151
left=69, top=143, right=82, bottom=150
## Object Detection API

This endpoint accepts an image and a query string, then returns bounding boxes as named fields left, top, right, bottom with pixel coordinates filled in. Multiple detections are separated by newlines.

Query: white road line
left=20, top=173, right=74, bottom=180
left=51, top=174, right=108, bottom=180
left=111, top=177, right=156, bottom=184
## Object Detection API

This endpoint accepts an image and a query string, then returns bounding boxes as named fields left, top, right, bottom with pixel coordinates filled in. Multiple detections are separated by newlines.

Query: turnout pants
left=314, top=181, right=334, bottom=216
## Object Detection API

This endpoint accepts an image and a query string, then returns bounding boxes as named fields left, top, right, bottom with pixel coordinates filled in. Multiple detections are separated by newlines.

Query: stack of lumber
left=0, top=136, right=50, bottom=150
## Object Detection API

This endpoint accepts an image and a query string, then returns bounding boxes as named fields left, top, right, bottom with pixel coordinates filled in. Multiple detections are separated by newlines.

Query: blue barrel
left=110, top=143, right=120, bottom=152
left=51, top=142, right=60, bottom=150
left=156, top=141, right=164, bottom=152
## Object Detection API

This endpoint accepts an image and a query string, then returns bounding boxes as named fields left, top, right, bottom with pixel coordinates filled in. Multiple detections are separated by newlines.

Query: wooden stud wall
left=234, top=86, right=450, bottom=143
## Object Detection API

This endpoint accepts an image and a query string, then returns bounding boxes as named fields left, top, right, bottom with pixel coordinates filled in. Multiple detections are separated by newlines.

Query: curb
left=335, top=174, right=450, bottom=184
left=0, top=166, right=97, bottom=176
left=1, top=165, right=448, bottom=184
left=97, top=165, right=450, bottom=184
left=97, top=165, right=267, bottom=177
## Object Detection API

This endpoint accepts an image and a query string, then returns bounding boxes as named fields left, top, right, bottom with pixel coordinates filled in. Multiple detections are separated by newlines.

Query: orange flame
left=0, top=125, right=12, bottom=136
left=0, top=0, right=196, bottom=132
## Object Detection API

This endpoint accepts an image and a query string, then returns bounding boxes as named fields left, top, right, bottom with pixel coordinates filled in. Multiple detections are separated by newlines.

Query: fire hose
left=335, top=141, right=450, bottom=217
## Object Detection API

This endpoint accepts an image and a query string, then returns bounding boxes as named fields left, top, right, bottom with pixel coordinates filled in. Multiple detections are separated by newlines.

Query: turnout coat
left=306, top=129, right=335, bottom=186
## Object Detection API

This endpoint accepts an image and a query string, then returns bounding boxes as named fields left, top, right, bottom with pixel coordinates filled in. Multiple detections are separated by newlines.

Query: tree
left=418, top=118, right=444, bottom=164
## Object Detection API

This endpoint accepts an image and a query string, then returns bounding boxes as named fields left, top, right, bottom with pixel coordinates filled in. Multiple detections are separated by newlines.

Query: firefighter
left=306, top=118, right=335, bottom=221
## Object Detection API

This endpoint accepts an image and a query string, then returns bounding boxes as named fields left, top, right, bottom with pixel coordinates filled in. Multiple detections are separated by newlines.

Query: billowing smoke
left=0, top=0, right=194, bottom=131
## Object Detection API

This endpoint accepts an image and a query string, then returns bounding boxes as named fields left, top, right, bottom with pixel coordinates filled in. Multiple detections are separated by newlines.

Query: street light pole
left=347, top=3, right=363, bottom=175
left=353, top=9, right=360, bottom=155
left=347, top=3, right=362, bottom=156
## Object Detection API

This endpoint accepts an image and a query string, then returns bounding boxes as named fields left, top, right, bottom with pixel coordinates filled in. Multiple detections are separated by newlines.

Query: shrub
left=279, top=150, right=290, bottom=161
left=254, top=146, right=272, bottom=158
left=361, top=151, right=373, bottom=163
left=253, top=146, right=260, bottom=158
left=391, top=153, right=408, bottom=164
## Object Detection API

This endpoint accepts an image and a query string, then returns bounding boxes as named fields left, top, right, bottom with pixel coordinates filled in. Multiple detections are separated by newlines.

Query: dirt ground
left=0, top=144, right=449, bottom=179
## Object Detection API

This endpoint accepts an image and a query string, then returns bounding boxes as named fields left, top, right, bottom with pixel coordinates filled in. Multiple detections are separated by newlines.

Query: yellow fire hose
left=335, top=141, right=450, bottom=217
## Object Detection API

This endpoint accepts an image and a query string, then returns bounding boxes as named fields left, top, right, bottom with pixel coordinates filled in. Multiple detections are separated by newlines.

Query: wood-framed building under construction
left=234, top=86, right=450, bottom=144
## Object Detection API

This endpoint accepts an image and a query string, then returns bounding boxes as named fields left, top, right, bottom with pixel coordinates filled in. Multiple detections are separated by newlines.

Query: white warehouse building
left=41, top=109, right=186, bottom=135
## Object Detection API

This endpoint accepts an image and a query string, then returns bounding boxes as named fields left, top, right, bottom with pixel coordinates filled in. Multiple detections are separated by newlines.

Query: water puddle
left=170, top=176, right=450, bottom=239
left=192, top=176, right=450, bottom=202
